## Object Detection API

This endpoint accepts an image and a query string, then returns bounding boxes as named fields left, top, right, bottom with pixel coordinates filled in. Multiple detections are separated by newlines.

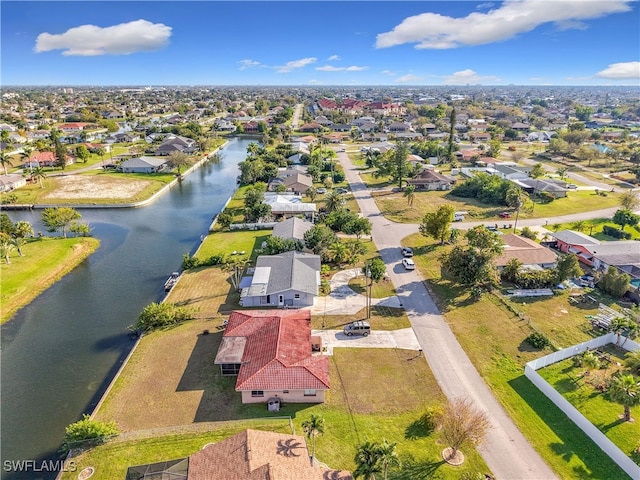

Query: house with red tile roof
left=126, top=429, right=352, bottom=480
left=214, top=310, right=329, bottom=404
left=58, top=122, right=88, bottom=132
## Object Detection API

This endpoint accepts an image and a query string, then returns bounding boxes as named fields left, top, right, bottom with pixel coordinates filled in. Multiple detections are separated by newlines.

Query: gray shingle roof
left=248, top=251, right=320, bottom=297
left=551, top=230, right=601, bottom=246
left=272, top=217, right=314, bottom=241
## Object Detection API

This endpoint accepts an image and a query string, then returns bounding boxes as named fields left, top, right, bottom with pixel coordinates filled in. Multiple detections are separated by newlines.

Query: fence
left=525, top=333, right=640, bottom=479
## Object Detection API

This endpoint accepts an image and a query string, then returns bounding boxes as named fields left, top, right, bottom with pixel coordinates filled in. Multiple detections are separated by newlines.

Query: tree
left=624, top=350, right=640, bottom=376
left=353, top=441, right=382, bottom=480
left=465, top=225, right=504, bottom=256
left=608, top=374, right=640, bottom=422
left=439, top=397, right=490, bottom=463
left=133, top=302, right=196, bottom=332
left=403, top=184, right=416, bottom=206
left=554, top=253, right=582, bottom=283
left=0, top=150, right=14, bottom=175
left=446, top=108, right=456, bottom=163
left=324, top=190, right=343, bottom=213
left=377, top=439, right=400, bottom=480
left=0, top=233, right=15, bottom=264
left=393, top=141, right=410, bottom=189
left=304, top=225, right=337, bottom=261
left=556, top=167, right=568, bottom=180
left=62, top=414, right=119, bottom=452
left=95, top=146, right=106, bottom=164
left=598, top=266, right=630, bottom=298
left=12, top=221, right=34, bottom=256
left=487, top=138, right=502, bottom=158
left=32, top=166, right=47, bottom=188
left=343, top=216, right=372, bottom=240
left=419, top=204, right=454, bottom=245
left=362, top=257, right=387, bottom=283
left=612, top=209, right=639, bottom=231
left=75, top=144, right=90, bottom=163
left=619, top=190, right=640, bottom=212
left=41, top=207, right=82, bottom=238
left=305, top=186, right=317, bottom=201
left=262, top=235, right=302, bottom=255
left=301, top=414, right=324, bottom=463
left=167, top=151, right=192, bottom=176
left=53, top=138, right=68, bottom=170
left=529, top=163, right=545, bottom=179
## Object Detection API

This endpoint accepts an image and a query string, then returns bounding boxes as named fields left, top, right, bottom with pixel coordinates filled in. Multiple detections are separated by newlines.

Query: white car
left=402, top=258, right=415, bottom=270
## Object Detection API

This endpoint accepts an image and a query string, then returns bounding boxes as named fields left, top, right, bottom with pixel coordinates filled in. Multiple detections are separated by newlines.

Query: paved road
left=336, top=151, right=558, bottom=480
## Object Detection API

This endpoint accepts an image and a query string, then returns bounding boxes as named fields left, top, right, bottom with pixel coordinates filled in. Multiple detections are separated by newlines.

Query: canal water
left=1, top=137, right=252, bottom=480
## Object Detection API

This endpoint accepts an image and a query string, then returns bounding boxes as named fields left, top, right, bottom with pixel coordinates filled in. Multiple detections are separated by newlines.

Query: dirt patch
left=45, top=175, right=152, bottom=199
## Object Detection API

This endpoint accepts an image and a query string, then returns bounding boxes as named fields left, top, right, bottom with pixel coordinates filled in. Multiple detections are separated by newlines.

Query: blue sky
left=2, top=1, right=639, bottom=86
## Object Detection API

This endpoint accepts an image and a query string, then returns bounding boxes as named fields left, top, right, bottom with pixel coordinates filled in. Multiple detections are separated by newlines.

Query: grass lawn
left=403, top=232, right=633, bottom=479
left=348, top=275, right=396, bottom=298
left=1, top=236, right=99, bottom=323
left=195, top=229, right=271, bottom=263
left=537, top=351, right=640, bottom=463
left=91, top=313, right=489, bottom=478
left=549, top=217, right=640, bottom=241
left=311, top=306, right=411, bottom=331
left=372, top=187, right=622, bottom=224
left=60, top=420, right=294, bottom=480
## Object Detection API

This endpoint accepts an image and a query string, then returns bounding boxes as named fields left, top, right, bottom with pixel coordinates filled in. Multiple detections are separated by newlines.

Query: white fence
left=525, top=333, right=640, bottom=479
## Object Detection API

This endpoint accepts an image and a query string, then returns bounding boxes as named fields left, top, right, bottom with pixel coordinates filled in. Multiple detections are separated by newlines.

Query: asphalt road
left=337, top=151, right=558, bottom=480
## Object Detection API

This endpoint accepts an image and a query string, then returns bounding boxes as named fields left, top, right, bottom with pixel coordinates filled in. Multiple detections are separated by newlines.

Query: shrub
left=603, top=225, right=632, bottom=240
left=525, top=332, right=551, bottom=349
left=182, top=253, right=200, bottom=269
left=62, top=415, right=118, bottom=452
left=520, top=226, right=537, bottom=240
left=133, top=302, right=196, bottom=332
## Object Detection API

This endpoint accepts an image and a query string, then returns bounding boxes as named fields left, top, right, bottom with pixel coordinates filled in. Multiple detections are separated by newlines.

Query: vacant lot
left=44, top=175, right=152, bottom=199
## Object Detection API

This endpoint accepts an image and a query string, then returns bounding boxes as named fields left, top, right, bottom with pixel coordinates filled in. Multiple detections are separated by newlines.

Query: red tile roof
left=222, top=310, right=330, bottom=392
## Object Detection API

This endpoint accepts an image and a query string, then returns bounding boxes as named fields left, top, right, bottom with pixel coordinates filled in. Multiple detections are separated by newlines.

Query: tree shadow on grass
left=404, top=419, right=431, bottom=440
left=508, top=375, right=629, bottom=479
left=388, top=455, right=446, bottom=480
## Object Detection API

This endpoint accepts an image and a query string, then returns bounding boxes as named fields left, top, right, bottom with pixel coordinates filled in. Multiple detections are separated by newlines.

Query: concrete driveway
left=312, top=328, right=421, bottom=354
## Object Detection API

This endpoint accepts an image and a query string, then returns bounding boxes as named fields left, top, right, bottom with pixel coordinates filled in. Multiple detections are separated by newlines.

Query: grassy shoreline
left=1, top=236, right=100, bottom=324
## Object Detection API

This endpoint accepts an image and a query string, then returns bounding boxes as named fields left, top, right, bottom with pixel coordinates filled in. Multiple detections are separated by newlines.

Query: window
left=294, top=294, right=300, bottom=299
left=251, top=390, right=264, bottom=397
left=303, top=389, right=316, bottom=397
left=221, top=364, right=241, bottom=375
left=282, top=390, right=289, bottom=394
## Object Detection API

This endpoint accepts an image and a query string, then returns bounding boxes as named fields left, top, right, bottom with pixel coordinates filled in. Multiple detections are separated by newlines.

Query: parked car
left=401, top=247, right=413, bottom=257
left=343, top=320, right=371, bottom=336
left=453, top=213, right=465, bottom=222
left=316, top=188, right=327, bottom=194
left=402, top=258, right=415, bottom=270
left=498, top=212, right=511, bottom=218
left=566, top=183, right=578, bottom=189
left=335, top=187, right=349, bottom=194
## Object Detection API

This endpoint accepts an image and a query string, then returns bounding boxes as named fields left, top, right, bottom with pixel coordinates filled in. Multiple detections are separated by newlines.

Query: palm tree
left=324, top=190, right=343, bottom=213
left=403, top=184, right=416, bottom=207
left=0, top=150, right=14, bottom=175
left=377, top=439, right=400, bottom=480
left=570, top=220, right=587, bottom=232
left=12, top=221, right=34, bottom=256
left=301, top=414, right=324, bottom=463
left=353, top=441, right=382, bottom=480
left=21, top=145, right=34, bottom=170
left=32, top=166, right=47, bottom=189
left=608, top=374, right=640, bottom=422
left=624, top=350, right=640, bottom=376
left=0, top=233, right=15, bottom=264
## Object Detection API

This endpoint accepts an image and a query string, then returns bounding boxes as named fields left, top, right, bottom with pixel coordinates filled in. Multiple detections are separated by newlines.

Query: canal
left=1, top=137, right=252, bottom=480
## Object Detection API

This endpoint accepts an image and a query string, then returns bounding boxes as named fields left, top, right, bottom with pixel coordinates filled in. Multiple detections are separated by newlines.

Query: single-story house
left=272, top=216, right=314, bottom=243
left=126, top=429, right=351, bottom=480
left=495, top=234, right=558, bottom=270
left=263, top=193, right=316, bottom=220
left=119, top=156, right=167, bottom=173
left=240, top=251, right=321, bottom=307
left=215, top=309, right=330, bottom=403
left=549, top=230, right=601, bottom=266
left=512, top=178, right=568, bottom=198
left=586, top=241, right=640, bottom=277
left=155, top=135, right=198, bottom=155
left=406, top=169, right=455, bottom=191
left=268, top=170, right=313, bottom=195
left=0, top=174, right=27, bottom=192
left=24, top=151, right=73, bottom=168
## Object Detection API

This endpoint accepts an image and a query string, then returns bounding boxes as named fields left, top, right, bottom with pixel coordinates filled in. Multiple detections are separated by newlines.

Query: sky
left=1, top=0, right=639, bottom=86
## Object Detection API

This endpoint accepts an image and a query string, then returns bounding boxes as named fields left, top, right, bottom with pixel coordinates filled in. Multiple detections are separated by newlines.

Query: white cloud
left=442, top=69, right=501, bottom=85
left=596, top=61, right=640, bottom=79
left=395, top=74, right=422, bottom=83
left=316, top=65, right=368, bottom=72
left=239, top=59, right=262, bottom=70
left=275, top=57, right=317, bottom=73
left=381, top=70, right=396, bottom=76
left=376, top=0, right=632, bottom=49
left=328, top=54, right=340, bottom=61
left=35, top=19, right=171, bottom=56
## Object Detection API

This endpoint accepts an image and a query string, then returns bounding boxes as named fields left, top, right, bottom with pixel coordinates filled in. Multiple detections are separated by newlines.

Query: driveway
left=336, top=151, right=558, bottom=479
left=306, top=268, right=402, bottom=315
left=312, top=328, right=421, bottom=354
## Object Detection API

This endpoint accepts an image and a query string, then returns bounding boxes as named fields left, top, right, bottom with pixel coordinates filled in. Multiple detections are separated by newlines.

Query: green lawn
left=195, top=229, right=271, bottom=263
left=1, top=236, right=100, bottom=323
left=404, top=232, right=633, bottom=479
left=549, top=217, right=640, bottom=241
left=372, top=188, right=623, bottom=224
left=75, top=341, right=490, bottom=479
left=538, top=352, right=640, bottom=463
